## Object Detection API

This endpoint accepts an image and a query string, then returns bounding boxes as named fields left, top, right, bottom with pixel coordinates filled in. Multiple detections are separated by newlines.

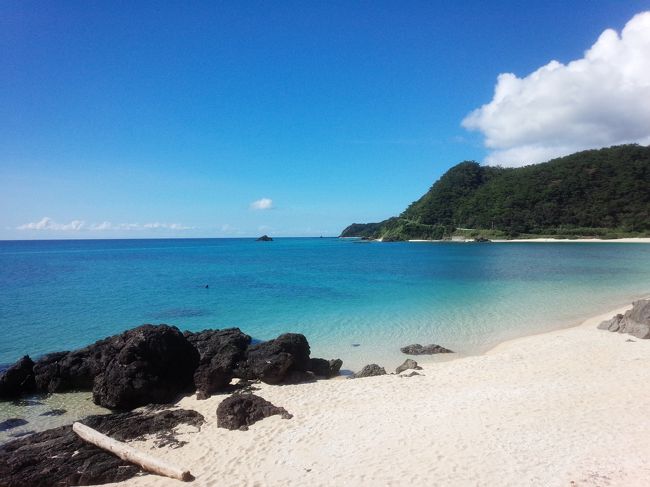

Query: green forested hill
left=340, top=145, right=650, bottom=240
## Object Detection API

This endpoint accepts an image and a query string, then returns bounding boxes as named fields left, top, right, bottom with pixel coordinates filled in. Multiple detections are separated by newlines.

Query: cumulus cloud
left=249, top=198, right=273, bottom=210
left=462, top=11, right=650, bottom=166
left=18, top=218, right=192, bottom=232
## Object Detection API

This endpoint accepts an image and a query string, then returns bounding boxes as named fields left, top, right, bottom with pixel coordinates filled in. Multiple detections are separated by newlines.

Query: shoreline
left=407, top=237, right=650, bottom=243
left=105, top=297, right=650, bottom=487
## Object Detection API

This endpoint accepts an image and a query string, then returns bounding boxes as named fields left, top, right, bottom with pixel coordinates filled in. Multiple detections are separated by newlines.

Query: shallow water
left=1, top=238, right=650, bottom=436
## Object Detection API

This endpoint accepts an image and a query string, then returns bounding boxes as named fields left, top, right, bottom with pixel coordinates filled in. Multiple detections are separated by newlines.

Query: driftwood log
left=72, top=422, right=194, bottom=482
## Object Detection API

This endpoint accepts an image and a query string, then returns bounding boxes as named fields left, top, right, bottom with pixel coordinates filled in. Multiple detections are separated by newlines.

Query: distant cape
left=340, top=144, right=650, bottom=241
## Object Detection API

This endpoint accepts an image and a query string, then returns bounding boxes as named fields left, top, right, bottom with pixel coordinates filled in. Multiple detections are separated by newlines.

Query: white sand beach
left=110, top=303, right=650, bottom=487
left=491, top=238, right=650, bottom=243
left=407, top=238, right=650, bottom=243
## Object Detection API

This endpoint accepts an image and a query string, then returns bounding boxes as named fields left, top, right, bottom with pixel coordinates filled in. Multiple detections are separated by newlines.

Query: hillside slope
left=340, top=145, right=650, bottom=240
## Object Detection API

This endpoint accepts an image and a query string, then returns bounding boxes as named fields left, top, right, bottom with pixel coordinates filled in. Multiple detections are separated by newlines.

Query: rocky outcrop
left=216, top=394, right=292, bottom=431
left=598, top=300, right=650, bottom=339
left=0, top=408, right=203, bottom=487
left=256, top=235, right=273, bottom=241
left=308, top=357, right=342, bottom=378
left=237, top=333, right=311, bottom=385
left=395, top=359, right=422, bottom=374
left=400, top=343, right=454, bottom=355
left=92, top=325, right=199, bottom=410
left=353, top=364, right=386, bottom=378
left=0, top=356, right=35, bottom=399
left=1, top=326, right=342, bottom=408
left=185, top=328, right=251, bottom=399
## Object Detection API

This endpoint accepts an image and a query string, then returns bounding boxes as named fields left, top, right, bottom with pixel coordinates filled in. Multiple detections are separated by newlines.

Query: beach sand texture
left=109, top=304, right=650, bottom=487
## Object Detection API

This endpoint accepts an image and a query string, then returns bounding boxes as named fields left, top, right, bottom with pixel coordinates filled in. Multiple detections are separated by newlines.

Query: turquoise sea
left=2, top=237, right=650, bottom=440
left=2, top=238, right=650, bottom=372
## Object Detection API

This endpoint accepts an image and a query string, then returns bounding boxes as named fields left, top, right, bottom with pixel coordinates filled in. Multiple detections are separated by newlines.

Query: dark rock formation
left=308, top=357, right=343, bottom=378
left=216, top=394, right=292, bottom=431
left=328, top=358, right=343, bottom=377
left=0, top=408, right=203, bottom=487
left=353, top=364, right=387, bottom=378
left=237, top=333, right=311, bottom=385
left=598, top=314, right=624, bottom=332
left=395, top=359, right=422, bottom=374
left=3, top=324, right=335, bottom=409
left=185, top=328, right=251, bottom=399
left=92, top=325, right=199, bottom=410
left=473, top=237, right=491, bottom=242
left=256, top=235, right=273, bottom=241
left=0, top=418, right=28, bottom=432
left=0, top=356, right=35, bottom=399
left=400, top=343, right=454, bottom=355
left=598, top=300, right=650, bottom=339
left=40, top=409, right=67, bottom=417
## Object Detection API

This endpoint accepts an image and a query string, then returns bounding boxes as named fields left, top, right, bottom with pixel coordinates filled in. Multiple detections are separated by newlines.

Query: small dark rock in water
left=0, top=418, right=28, bottom=432
left=0, top=356, right=36, bottom=399
left=39, top=409, right=67, bottom=417
left=0, top=408, right=204, bottom=487
left=217, top=393, right=292, bottom=431
left=204, top=284, right=209, bottom=289
left=353, top=364, right=387, bottom=378
left=400, top=343, right=454, bottom=355
left=351, top=343, right=361, bottom=347
left=256, top=234, right=273, bottom=241
left=395, top=359, right=422, bottom=374
left=11, top=399, right=44, bottom=407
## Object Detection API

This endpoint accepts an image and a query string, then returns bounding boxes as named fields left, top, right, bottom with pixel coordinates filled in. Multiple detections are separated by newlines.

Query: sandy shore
left=408, top=238, right=650, bottom=243
left=491, top=238, right=650, bottom=243
left=109, top=303, right=650, bottom=487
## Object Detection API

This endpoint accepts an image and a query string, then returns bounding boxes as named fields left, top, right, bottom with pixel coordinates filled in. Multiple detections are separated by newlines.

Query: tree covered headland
left=340, top=145, right=650, bottom=240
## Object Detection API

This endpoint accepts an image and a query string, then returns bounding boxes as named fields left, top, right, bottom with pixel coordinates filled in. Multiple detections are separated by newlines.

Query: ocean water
left=2, top=238, right=650, bottom=370
left=1, top=238, right=650, bottom=440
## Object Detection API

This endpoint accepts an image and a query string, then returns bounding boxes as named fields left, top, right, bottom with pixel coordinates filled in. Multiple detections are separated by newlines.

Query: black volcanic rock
left=0, top=409, right=203, bottom=487
left=0, top=356, right=36, bottom=399
left=216, top=394, right=292, bottom=431
left=184, top=328, right=251, bottom=399
left=92, top=325, right=199, bottom=410
left=0, top=418, right=28, bottom=432
left=308, top=358, right=343, bottom=378
left=237, top=333, right=311, bottom=385
left=395, top=359, right=422, bottom=374
left=400, top=343, right=454, bottom=355
left=256, top=235, right=273, bottom=241
left=353, top=364, right=386, bottom=378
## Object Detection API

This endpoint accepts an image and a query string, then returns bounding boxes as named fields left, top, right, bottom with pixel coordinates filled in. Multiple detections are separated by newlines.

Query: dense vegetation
left=340, top=145, right=650, bottom=240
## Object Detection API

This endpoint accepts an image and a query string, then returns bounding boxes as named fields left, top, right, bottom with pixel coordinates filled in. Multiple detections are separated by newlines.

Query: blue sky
left=2, top=1, right=650, bottom=239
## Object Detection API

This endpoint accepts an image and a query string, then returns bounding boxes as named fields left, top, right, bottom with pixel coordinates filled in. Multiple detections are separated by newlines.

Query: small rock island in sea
left=256, top=234, right=273, bottom=241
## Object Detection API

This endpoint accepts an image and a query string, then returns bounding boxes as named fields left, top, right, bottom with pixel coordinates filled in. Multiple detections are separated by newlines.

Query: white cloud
left=18, top=218, right=192, bottom=232
left=249, top=198, right=273, bottom=210
left=17, top=217, right=85, bottom=231
left=462, top=11, right=650, bottom=166
left=142, top=222, right=192, bottom=230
